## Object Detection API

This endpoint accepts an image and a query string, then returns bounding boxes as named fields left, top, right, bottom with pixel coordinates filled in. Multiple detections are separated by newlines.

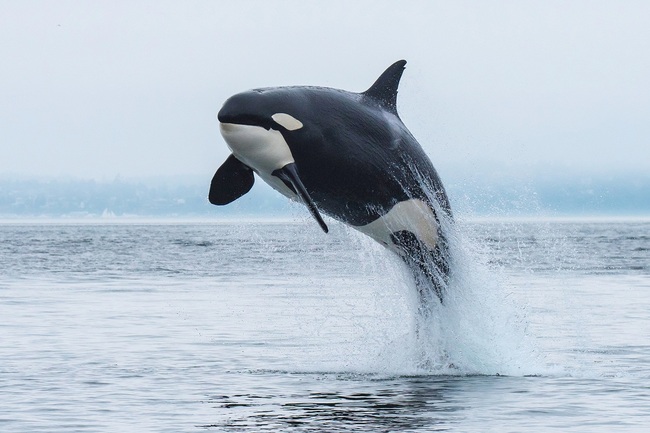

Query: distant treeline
left=0, top=178, right=288, bottom=218
left=0, top=173, right=648, bottom=218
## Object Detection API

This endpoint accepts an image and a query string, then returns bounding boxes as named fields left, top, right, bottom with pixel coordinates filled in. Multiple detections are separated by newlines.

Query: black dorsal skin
left=362, top=59, right=406, bottom=114
left=210, top=60, right=453, bottom=302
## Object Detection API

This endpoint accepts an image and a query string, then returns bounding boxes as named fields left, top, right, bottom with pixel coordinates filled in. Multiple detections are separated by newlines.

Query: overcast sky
left=2, top=1, right=649, bottom=182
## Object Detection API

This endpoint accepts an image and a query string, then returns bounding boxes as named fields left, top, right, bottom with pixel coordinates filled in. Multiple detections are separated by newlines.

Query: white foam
left=339, top=219, right=549, bottom=377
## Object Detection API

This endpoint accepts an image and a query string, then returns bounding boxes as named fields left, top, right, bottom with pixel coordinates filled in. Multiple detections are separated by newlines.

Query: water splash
left=334, top=210, right=545, bottom=377
left=420, top=219, right=543, bottom=376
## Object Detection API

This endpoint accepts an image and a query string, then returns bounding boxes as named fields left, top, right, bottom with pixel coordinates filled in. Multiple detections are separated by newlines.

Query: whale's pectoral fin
left=272, top=163, right=329, bottom=234
left=208, top=154, right=255, bottom=205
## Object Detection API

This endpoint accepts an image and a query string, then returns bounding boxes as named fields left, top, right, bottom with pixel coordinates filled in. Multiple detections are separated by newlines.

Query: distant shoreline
left=2, top=174, right=649, bottom=221
left=1, top=215, right=648, bottom=225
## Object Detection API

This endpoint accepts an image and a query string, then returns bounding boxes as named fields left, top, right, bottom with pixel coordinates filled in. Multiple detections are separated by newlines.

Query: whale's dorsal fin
left=362, top=60, right=407, bottom=113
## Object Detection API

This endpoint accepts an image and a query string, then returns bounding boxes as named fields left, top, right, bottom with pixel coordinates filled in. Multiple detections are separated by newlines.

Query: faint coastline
left=0, top=172, right=649, bottom=220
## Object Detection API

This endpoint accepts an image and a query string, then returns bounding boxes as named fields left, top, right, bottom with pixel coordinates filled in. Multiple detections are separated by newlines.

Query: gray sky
left=2, top=1, right=649, bottom=181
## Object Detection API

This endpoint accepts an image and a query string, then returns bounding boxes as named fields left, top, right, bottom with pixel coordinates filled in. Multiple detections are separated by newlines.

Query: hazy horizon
left=2, top=170, right=648, bottom=219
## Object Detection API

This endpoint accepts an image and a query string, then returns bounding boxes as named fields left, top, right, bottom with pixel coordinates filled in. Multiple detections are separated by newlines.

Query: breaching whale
left=209, top=60, right=453, bottom=302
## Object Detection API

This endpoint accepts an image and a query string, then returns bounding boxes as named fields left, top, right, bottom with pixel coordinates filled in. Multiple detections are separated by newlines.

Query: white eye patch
left=271, top=113, right=303, bottom=131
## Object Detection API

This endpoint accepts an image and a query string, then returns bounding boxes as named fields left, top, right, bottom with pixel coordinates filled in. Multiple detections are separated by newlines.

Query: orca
left=209, top=60, right=453, bottom=302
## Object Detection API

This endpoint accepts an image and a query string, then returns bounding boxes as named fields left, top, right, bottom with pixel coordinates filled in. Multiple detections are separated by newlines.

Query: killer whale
left=209, top=60, right=453, bottom=301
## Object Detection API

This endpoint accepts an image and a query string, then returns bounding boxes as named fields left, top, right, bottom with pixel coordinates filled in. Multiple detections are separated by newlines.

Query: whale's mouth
left=218, top=122, right=236, bottom=133
left=218, top=116, right=272, bottom=130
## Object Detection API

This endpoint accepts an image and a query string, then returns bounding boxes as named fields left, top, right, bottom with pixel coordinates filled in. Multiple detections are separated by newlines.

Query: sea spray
left=429, top=218, right=543, bottom=375
left=337, top=216, right=545, bottom=376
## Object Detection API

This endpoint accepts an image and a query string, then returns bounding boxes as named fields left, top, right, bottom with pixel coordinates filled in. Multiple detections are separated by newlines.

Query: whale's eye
left=271, top=113, right=303, bottom=131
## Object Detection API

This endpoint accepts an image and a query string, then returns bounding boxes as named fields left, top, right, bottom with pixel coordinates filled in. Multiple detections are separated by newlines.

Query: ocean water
left=1, top=218, right=649, bottom=432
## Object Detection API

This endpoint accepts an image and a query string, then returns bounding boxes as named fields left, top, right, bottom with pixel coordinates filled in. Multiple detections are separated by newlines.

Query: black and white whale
left=209, top=60, right=453, bottom=302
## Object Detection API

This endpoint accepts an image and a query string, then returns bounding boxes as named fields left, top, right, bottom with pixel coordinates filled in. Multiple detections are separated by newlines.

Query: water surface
left=1, top=219, right=649, bottom=432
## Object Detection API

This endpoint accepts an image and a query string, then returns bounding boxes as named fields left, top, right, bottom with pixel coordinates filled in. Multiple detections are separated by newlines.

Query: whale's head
left=212, top=88, right=328, bottom=232
left=217, top=89, right=306, bottom=176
